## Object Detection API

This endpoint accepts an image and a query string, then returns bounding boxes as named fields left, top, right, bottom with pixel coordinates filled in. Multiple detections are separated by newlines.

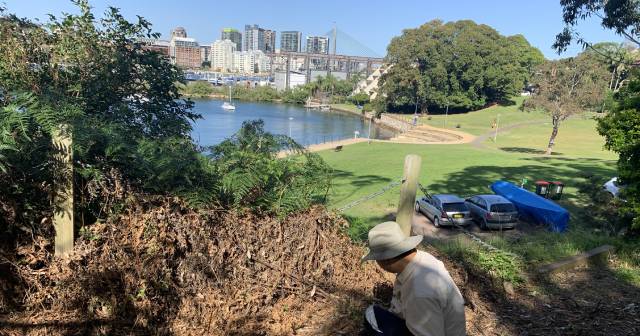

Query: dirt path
left=471, top=120, right=547, bottom=149
left=277, top=138, right=369, bottom=157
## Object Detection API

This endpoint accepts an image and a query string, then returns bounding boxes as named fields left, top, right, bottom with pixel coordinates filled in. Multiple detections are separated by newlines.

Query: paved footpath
left=277, top=138, right=369, bottom=157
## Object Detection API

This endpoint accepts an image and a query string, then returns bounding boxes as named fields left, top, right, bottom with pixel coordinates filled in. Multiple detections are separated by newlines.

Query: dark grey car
left=415, top=194, right=473, bottom=227
left=465, top=194, right=518, bottom=230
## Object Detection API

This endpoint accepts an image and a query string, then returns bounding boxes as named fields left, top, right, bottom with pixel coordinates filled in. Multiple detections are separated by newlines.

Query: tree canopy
left=378, top=20, right=544, bottom=113
left=555, top=0, right=640, bottom=52
left=555, top=0, right=640, bottom=230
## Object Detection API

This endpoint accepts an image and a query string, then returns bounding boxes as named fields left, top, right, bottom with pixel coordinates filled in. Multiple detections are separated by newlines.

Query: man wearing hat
left=362, top=221, right=466, bottom=336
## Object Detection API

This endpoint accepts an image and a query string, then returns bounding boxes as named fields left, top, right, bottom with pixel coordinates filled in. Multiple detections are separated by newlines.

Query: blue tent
left=491, top=180, right=569, bottom=232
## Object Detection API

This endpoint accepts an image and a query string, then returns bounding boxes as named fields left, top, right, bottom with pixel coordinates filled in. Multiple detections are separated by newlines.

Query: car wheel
left=433, top=217, right=440, bottom=228
left=481, top=219, right=488, bottom=230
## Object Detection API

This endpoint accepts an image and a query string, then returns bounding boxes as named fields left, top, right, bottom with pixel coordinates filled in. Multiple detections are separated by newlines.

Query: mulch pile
left=2, top=196, right=638, bottom=335
left=0, top=198, right=393, bottom=335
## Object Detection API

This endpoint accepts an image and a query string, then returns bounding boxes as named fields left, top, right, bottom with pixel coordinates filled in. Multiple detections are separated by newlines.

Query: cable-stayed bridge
left=269, top=26, right=384, bottom=90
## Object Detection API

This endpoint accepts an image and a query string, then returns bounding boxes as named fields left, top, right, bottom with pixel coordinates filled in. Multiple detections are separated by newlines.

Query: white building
left=306, top=36, right=329, bottom=54
left=232, top=50, right=271, bottom=74
left=274, top=71, right=307, bottom=91
left=211, top=39, right=236, bottom=72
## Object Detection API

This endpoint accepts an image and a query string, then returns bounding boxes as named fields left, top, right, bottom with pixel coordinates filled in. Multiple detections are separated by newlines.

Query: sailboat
left=221, top=85, right=236, bottom=111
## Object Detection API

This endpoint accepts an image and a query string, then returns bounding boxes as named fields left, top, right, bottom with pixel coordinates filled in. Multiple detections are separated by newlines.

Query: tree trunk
left=546, top=117, right=559, bottom=155
left=609, top=69, right=616, bottom=90
left=420, top=104, right=429, bottom=116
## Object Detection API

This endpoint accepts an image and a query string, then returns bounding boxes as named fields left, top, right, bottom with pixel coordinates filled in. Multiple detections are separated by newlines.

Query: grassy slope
left=320, top=142, right=616, bottom=238
left=318, top=100, right=640, bottom=285
left=393, top=97, right=548, bottom=136
left=331, top=103, right=362, bottom=114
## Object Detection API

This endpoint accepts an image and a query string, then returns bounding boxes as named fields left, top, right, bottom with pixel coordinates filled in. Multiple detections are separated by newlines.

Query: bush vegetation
left=0, top=2, right=331, bottom=235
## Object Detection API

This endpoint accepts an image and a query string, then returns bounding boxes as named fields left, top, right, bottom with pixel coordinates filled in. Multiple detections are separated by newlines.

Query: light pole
left=444, top=101, right=449, bottom=128
left=494, top=113, right=500, bottom=142
left=367, top=115, right=372, bottom=144
left=288, top=117, right=293, bottom=138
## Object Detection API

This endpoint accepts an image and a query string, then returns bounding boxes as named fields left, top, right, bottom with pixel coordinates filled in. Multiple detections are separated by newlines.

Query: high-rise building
left=171, top=27, right=187, bottom=39
left=211, top=39, right=236, bottom=72
left=306, top=36, right=329, bottom=54
left=221, top=28, right=242, bottom=51
left=200, top=44, right=211, bottom=64
left=170, top=36, right=201, bottom=68
left=244, top=24, right=274, bottom=52
left=264, top=29, right=276, bottom=53
left=244, top=24, right=264, bottom=52
left=280, top=31, right=302, bottom=52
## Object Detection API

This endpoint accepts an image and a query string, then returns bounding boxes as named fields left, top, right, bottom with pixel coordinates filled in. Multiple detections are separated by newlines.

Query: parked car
left=415, top=194, right=472, bottom=227
left=465, top=194, right=518, bottom=230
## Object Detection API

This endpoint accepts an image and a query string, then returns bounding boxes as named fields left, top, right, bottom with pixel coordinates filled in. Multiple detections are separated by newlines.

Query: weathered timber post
left=396, top=154, right=422, bottom=237
left=52, top=126, right=74, bottom=257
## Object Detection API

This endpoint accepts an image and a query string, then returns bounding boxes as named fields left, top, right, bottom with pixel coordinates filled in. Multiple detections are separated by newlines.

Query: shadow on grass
left=499, top=147, right=564, bottom=156
left=330, top=169, right=392, bottom=206
left=427, top=157, right=615, bottom=198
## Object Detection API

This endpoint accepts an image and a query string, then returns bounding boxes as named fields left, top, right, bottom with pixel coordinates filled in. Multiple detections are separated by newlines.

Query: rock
left=503, top=281, right=515, bottom=296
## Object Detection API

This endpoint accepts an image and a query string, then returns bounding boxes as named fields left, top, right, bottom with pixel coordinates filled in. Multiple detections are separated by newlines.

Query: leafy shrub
left=209, top=120, right=332, bottom=216
left=281, top=87, right=310, bottom=104
left=180, top=81, right=215, bottom=97
left=349, top=92, right=370, bottom=106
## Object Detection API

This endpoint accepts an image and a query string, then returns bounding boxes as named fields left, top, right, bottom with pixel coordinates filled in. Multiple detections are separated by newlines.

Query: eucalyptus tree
left=526, top=56, right=609, bottom=155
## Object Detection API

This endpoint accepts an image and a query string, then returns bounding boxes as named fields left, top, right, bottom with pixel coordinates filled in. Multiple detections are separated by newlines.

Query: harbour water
left=191, top=99, right=395, bottom=147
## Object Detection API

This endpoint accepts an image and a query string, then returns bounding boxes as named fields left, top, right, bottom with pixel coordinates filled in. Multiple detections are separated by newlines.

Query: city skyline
left=4, top=0, right=625, bottom=59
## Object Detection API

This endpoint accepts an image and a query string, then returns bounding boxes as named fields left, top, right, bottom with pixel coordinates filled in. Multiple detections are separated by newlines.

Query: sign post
left=396, top=154, right=422, bottom=237
left=52, top=126, right=74, bottom=257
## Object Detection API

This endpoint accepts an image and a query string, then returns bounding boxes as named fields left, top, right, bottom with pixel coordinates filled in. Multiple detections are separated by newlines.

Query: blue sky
left=4, top=0, right=623, bottom=58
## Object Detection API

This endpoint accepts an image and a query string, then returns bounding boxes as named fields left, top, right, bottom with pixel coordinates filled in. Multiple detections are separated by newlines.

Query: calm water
left=191, top=99, right=395, bottom=146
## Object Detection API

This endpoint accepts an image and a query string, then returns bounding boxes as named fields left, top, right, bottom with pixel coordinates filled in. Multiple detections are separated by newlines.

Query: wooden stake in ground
left=396, top=154, right=422, bottom=237
left=52, top=126, right=73, bottom=257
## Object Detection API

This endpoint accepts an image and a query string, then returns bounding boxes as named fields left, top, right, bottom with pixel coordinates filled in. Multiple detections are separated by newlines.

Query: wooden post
left=396, top=154, right=422, bottom=236
left=52, top=126, right=74, bottom=257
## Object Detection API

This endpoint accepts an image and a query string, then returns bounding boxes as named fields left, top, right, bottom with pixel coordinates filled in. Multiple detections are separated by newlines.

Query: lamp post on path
left=494, top=113, right=501, bottom=142
left=444, top=100, right=449, bottom=128
left=288, top=117, right=294, bottom=138
left=367, top=115, right=372, bottom=144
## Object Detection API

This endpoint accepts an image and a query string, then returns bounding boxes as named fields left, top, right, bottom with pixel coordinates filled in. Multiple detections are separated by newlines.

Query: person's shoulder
left=416, top=250, right=445, bottom=268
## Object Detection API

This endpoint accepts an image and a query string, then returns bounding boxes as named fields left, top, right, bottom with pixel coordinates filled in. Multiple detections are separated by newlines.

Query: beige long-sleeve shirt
left=390, top=250, right=466, bottom=336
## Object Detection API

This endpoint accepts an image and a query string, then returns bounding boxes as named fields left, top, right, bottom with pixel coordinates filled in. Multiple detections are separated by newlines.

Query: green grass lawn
left=316, top=113, right=640, bottom=285
left=331, top=103, right=362, bottom=114
left=484, top=116, right=617, bottom=159
left=392, top=97, right=548, bottom=136
left=319, top=142, right=616, bottom=239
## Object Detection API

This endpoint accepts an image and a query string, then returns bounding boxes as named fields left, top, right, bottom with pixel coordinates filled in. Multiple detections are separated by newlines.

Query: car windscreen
left=443, top=202, right=467, bottom=212
left=490, top=203, right=516, bottom=213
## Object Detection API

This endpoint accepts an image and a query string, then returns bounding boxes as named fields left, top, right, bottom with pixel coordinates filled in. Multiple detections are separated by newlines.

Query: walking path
left=471, top=120, right=547, bottom=149
left=390, top=123, right=476, bottom=144
left=279, top=119, right=548, bottom=157
left=277, top=138, right=369, bottom=157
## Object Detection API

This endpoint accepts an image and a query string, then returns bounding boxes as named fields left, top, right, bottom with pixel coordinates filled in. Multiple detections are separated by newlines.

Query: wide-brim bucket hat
left=362, top=221, right=423, bottom=261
